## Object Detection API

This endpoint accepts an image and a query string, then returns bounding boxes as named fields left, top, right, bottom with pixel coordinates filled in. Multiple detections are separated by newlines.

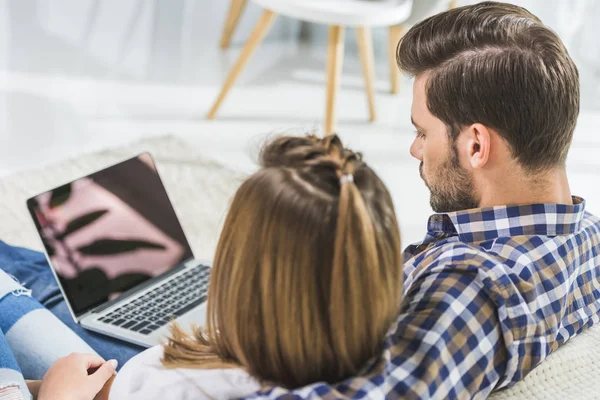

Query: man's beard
left=420, top=146, right=479, bottom=213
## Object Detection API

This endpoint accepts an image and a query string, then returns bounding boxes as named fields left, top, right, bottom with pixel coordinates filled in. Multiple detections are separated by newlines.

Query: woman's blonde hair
left=162, top=135, right=402, bottom=389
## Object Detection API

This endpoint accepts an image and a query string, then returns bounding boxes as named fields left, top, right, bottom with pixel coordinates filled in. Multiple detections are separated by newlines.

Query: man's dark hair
left=397, top=1, right=579, bottom=172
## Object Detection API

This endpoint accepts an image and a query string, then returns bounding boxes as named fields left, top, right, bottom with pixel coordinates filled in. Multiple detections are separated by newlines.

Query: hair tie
left=340, top=174, right=354, bottom=184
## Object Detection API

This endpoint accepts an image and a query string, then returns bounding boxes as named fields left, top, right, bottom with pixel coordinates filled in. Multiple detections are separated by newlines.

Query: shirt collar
left=426, top=196, right=586, bottom=243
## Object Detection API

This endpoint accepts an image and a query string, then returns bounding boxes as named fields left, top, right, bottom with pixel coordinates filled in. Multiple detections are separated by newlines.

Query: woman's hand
left=38, top=353, right=118, bottom=400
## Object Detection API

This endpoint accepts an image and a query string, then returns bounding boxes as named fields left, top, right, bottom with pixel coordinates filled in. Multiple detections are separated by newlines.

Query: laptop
left=26, top=153, right=210, bottom=347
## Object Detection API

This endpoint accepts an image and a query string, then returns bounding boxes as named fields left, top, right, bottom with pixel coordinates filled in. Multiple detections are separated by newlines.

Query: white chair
left=208, top=0, right=450, bottom=134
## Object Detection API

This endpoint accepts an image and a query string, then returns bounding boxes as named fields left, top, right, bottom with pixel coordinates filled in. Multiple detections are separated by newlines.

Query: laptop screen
left=27, top=153, right=194, bottom=317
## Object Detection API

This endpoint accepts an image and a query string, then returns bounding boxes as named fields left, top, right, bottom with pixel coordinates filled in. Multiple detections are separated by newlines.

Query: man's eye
left=415, top=130, right=426, bottom=139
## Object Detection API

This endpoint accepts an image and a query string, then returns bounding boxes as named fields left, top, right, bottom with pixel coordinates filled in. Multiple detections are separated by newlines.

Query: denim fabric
left=0, top=241, right=143, bottom=370
left=0, top=328, right=31, bottom=400
left=0, top=279, right=97, bottom=380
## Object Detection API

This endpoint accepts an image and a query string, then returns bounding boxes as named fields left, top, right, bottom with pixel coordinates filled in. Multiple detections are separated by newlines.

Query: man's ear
left=465, top=123, right=491, bottom=169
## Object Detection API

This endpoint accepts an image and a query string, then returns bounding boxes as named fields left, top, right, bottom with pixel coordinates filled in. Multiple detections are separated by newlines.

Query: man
left=1, top=2, right=600, bottom=399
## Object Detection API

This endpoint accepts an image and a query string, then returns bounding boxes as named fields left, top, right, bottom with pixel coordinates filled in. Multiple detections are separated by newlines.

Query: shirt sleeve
left=245, top=267, right=507, bottom=400
left=109, top=346, right=260, bottom=400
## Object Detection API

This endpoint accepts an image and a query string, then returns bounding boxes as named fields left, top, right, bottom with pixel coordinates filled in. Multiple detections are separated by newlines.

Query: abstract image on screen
left=28, top=154, right=194, bottom=316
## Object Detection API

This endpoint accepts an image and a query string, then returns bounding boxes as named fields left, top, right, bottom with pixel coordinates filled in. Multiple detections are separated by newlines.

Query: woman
left=36, top=134, right=404, bottom=399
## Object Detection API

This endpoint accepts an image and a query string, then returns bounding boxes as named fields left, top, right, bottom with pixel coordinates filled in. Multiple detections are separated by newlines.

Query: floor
left=1, top=1, right=600, bottom=246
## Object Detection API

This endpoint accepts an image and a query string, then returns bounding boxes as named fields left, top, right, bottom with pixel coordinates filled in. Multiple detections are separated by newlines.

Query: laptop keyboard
left=97, top=264, right=210, bottom=336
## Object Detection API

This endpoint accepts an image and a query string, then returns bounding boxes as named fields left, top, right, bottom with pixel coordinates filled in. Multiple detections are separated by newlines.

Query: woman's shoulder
left=109, top=345, right=260, bottom=400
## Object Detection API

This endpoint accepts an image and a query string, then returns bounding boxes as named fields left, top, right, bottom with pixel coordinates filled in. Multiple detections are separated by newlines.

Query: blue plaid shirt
left=246, top=197, right=600, bottom=399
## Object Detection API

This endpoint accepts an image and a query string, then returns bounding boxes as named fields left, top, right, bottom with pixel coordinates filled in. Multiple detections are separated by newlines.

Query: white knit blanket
left=0, top=136, right=598, bottom=399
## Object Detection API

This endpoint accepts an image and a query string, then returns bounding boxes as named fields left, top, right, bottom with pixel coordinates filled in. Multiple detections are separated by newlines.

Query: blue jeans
left=0, top=328, right=31, bottom=399
left=0, top=241, right=143, bottom=374
left=0, top=269, right=103, bottom=399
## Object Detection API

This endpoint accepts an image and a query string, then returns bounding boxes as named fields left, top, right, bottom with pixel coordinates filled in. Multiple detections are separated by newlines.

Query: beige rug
left=0, top=135, right=598, bottom=399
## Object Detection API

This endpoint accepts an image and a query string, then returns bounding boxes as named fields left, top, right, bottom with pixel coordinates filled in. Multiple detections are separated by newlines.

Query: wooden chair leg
left=220, top=0, right=248, bottom=49
left=388, top=25, right=404, bottom=94
left=325, top=25, right=345, bottom=136
left=356, top=27, right=376, bottom=122
left=207, top=9, right=276, bottom=120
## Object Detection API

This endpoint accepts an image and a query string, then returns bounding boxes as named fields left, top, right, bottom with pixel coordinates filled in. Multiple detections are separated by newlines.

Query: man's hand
left=38, top=353, right=117, bottom=400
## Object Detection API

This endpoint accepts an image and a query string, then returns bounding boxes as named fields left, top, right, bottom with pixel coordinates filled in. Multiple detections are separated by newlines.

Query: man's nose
left=410, top=138, right=423, bottom=161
